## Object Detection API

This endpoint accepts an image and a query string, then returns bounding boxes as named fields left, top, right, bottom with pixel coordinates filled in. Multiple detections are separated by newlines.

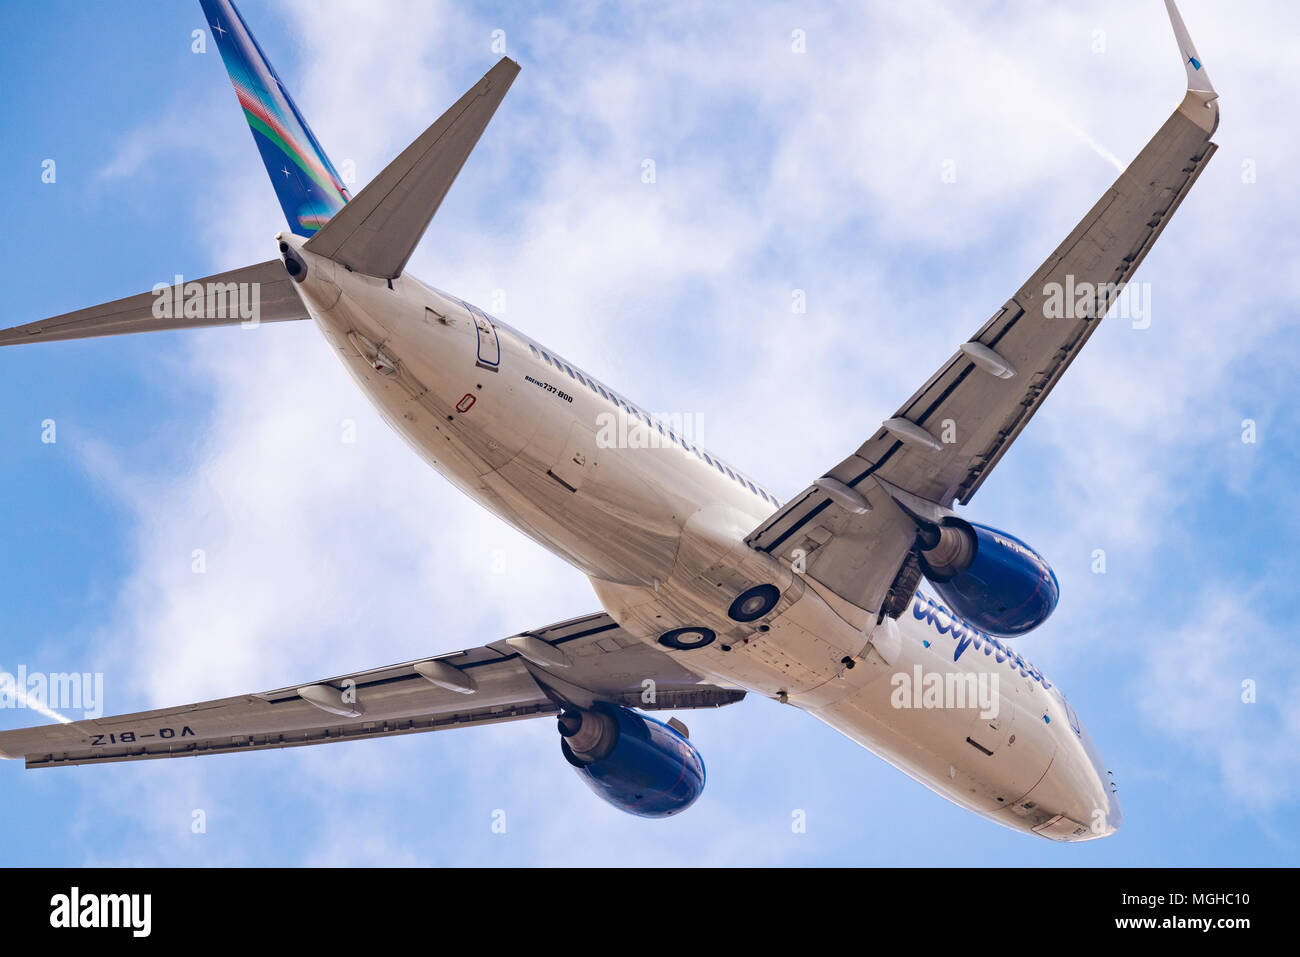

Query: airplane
left=0, top=0, right=1218, bottom=842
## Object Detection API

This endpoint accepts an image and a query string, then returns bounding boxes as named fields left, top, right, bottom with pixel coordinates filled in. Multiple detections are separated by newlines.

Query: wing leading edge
left=0, top=612, right=743, bottom=769
left=746, top=1, right=1219, bottom=618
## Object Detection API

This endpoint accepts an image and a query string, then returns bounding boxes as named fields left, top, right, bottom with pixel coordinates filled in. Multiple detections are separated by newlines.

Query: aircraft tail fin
left=304, top=58, right=520, bottom=279
left=199, top=0, right=352, bottom=237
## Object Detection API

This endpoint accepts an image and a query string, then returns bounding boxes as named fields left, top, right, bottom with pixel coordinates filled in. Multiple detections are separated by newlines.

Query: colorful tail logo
left=200, top=0, right=351, bottom=236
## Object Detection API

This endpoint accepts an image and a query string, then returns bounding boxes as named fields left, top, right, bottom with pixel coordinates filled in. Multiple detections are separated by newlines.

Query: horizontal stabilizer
left=304, top=57, right=520, bottom=279
left=0, top=259, right=306, bottom=347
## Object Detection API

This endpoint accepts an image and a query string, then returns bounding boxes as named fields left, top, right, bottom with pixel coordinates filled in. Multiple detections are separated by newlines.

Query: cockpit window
left=1061, top=695, right=1082, bottom=735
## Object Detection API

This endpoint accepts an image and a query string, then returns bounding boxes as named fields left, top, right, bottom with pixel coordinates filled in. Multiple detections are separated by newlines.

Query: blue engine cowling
left=558, top=705, right=705, bottom=818
left=917, top=518, right=1059, bottom=638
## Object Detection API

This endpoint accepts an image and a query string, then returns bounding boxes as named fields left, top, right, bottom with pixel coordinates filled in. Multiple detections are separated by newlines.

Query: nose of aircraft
left=1038, top=719, right=1121, bottom=842
left=1011, top=694, right=1121, bottom=842
left=1080, top=721, right=1122, bottom=838
left=1107, top=791, right=1124, bottom=832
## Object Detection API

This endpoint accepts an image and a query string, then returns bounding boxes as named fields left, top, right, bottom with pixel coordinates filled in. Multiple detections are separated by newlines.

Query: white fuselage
left=285, top=234, right=1121, bottom=842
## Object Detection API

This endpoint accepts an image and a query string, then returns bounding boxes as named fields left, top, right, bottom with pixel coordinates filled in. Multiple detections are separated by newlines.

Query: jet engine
left=917, top=518, right=1059, bottom=638
left=558, top=705, right=705, bottom=818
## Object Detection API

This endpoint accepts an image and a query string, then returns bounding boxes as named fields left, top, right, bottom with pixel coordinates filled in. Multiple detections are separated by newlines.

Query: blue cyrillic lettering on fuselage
left=911, top=593, right=1051, bottom=689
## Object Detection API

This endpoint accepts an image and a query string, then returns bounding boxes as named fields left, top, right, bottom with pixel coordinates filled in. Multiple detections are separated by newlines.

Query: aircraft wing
left=0, top=259, right=307, bottom=347
left=0, top=612, right=743, bottom=769
left=747, top=1, right=1219, bottom=620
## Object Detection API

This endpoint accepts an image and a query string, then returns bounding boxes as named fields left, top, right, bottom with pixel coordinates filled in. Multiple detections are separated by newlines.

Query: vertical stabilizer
left=199, top=0, right=352, bottom=236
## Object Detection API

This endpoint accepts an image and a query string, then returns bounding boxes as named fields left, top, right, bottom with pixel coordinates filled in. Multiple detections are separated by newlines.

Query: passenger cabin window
left=517, top=346, right=781, bottom=503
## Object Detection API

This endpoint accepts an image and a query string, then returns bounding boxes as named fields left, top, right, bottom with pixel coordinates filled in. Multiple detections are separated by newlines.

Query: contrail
left=1043, top=107, right=1127, bottom=173
left=932, top=0, right=1127, bottom=173
left=0, top=667, right=73, bottom=724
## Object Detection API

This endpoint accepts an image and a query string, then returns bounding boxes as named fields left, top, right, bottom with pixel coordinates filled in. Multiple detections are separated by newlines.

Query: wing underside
left=747, top=4, right=1220, bottom=620
left=0, top=612, right=743, bottom=769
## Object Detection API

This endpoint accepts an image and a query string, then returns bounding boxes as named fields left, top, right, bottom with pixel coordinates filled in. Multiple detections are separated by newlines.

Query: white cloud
left=1137, top=587, right=1300, bottom=811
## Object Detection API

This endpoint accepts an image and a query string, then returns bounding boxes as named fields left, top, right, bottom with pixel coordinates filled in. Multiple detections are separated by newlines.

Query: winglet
left=1165, top=0, right=1219, bottom=133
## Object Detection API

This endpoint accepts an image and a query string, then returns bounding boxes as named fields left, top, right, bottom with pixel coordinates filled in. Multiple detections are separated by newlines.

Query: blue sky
left=0, top=0, right=1297, bottom=865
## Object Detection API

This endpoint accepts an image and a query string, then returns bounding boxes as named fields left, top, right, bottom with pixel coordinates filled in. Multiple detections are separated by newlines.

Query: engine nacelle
left=917, top=518, right=1058, bottom=638
left=558, top=705, right=705, bottom=818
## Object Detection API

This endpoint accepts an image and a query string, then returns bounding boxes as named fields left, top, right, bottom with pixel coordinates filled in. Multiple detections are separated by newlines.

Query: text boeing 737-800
left=0, top=0, right=1219, bottom=842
